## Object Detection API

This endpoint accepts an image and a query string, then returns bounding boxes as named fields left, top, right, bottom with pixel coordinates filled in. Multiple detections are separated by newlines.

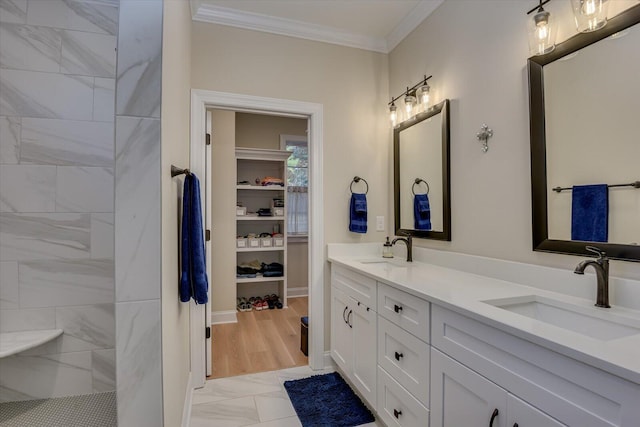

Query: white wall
left=389, top=0, right=640, bottom=281
left=161, top=1, right=192, bottom=426
left=192, top=24, right=390, bottom=344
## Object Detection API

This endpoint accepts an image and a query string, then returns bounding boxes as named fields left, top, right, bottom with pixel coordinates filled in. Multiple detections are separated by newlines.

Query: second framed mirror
left=394, top=99, right=451, bottom=240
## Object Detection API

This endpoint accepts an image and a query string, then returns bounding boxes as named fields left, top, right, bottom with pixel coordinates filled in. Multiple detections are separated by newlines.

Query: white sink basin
left=483, top=295, right=640, bottom=341
left=358, top=258, right=407, bottom=267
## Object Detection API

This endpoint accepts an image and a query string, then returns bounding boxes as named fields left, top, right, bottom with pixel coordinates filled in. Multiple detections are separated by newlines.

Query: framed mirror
left=394, top=99, right=451, bottom=240
left=528, top=4, right=640, bottom=261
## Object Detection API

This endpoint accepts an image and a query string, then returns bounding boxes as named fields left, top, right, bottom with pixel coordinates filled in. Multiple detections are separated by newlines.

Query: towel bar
left=552, top=181, right=640, bottom=193
left=171, top=165, right=191, bottom=177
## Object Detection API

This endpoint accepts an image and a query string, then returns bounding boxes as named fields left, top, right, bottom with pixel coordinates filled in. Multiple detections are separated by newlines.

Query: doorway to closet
left=190, top=89, right=324, bottom=390
left=208, top=110, right=310, bottom=379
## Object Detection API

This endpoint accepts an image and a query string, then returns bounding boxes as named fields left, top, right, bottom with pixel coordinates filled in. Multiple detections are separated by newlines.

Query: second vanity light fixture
left=388, top=75, right=432, bottom=127
left=571, top=0, right=609, bottom=32
left=527, top=0, right=556, bottom=56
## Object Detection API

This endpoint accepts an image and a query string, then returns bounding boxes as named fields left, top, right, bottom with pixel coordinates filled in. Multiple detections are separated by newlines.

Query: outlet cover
left=376, top=216, right=385, bottom=231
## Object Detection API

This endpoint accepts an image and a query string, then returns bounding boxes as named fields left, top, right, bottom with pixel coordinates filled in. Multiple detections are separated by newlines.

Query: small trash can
left=300, top=316, right=309, bottom=356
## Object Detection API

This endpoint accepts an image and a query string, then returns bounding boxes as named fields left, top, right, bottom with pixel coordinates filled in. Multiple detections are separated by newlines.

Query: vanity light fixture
left=571, top=0, right=609, bottom=32
left=527, top=0, right=556, bottom=56
left=388, top=75, right=432, bottom=127
left=389, top=100, right=398, bottom=126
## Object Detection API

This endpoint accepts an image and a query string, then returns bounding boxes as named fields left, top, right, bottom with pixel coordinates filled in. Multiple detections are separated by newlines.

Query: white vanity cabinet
left=431, top=305, right=640, bottom=426
left=330, top=265, right=377, bottom=409
left=431, top=348, right=566, bottom=427
left=376, top=282, right=431, bottom=427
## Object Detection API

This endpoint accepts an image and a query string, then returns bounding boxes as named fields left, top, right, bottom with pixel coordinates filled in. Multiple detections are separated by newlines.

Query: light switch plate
left=376, top=216, right=384, bottom=231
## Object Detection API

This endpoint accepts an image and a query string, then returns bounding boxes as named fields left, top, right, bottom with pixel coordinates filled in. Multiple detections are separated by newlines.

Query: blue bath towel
left=180, top=174, right=209, bottom=304
left=571, top=184, right=608, bottom=242
left=414, top=193, right=432, bottom=230
left=349, top=193, right=367, bottom=233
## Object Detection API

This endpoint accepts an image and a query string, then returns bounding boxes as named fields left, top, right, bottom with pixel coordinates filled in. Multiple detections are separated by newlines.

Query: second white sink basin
left=483, top=295, right=640, bottom=341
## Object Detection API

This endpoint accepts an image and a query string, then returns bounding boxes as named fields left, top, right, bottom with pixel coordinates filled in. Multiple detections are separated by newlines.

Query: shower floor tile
left=0, top=391, right=116, bottom=427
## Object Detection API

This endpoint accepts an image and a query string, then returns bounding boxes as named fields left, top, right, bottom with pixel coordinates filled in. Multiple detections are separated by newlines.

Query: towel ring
left=412, top=178, right=429, bottom=196
left=350, top=176, right=369, bottom=194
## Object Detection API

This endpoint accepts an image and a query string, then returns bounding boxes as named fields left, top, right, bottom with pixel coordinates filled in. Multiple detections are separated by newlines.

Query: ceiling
left=191, top=0, right=444, bottom=53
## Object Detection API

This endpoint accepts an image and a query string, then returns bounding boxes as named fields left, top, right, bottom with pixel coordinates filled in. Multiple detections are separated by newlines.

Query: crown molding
left=192, top=3, right=389, bottom=53
left=386, top=0, right=444, bottom=52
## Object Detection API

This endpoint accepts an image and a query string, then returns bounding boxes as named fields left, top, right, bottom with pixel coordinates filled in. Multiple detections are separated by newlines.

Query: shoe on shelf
left=249, top=297, right=262, bottom=311
left=265, top=294, right=275, bottom=310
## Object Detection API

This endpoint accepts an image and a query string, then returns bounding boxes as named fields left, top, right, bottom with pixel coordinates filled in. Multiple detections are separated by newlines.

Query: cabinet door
left=351, top=301, right=377, bottom=409
left=508, top=395, right=566, bottom=427
left=330, top=286, right=353, bottom=373
left=431, top=348, right=507, bottom=427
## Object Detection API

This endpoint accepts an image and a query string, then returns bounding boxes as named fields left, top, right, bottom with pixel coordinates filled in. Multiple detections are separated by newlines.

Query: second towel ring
left=350, top=176, right=369, bottom=194
left=412, top=178, right=429, bottom=195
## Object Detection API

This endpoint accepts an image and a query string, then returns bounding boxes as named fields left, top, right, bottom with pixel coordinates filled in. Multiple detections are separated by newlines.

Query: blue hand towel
left=349, top=193, right=367, bottom=233
left=414, top=193, right=432, bottom=230
left=180, top=174, right=209, bottom=304
left=571, top=184, right=608, bottom=242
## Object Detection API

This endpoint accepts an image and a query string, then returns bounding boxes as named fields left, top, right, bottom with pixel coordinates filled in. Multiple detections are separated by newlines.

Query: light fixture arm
left=526, top=0, right=551, bottom=15
left=388, top=75, right=432, bottom=106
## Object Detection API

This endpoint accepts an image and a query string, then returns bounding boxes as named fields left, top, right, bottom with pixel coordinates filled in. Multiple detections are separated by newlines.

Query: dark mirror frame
left=394, top=99, right=451, bottom=241
left=528, top=4, right=640, bottom=262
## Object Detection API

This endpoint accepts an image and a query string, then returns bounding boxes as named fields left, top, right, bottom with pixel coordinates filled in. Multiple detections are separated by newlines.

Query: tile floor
left=190, top=366, right=384, bottom=427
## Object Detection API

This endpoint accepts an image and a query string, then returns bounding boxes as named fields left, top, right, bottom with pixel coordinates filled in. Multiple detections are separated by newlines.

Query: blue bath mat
left=284, top=372, right=375, bottom=427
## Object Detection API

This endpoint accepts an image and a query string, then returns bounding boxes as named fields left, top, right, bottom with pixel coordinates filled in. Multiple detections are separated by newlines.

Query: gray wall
left=0, top=0, right=118, bottom=401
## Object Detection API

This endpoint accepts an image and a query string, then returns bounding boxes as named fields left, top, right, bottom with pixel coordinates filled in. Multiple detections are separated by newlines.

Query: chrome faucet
left=574, top=246, right=610, bottom=308
left=392, top=235, right=413, bottom=262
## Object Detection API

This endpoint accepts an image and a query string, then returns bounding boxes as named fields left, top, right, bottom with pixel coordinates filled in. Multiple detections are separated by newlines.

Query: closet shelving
left=236, top=147, right=291, bottom=308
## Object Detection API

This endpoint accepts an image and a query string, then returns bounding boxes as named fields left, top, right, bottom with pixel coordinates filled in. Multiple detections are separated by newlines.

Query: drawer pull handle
left=342, top=306, right=349, bottom=324
left=489, top=409, right=499, bottom=427
left=394, top=351, right=404, bottom=361
left=393, top=409, right=402, bottom=418
left=347, top=310, right=353, bottom=328
left=393, top=304, right=403, bottom=313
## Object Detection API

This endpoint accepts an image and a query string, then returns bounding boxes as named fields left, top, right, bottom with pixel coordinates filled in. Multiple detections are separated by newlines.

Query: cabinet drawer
left=378, top=282, right=429, bottom=342
left=377, top=366, right=430, bottom=427
left=432, top=305, right=640, bottom=426
left=378, top=317, right=430, bottom=408
left=332, top=265, right=376, bottom=308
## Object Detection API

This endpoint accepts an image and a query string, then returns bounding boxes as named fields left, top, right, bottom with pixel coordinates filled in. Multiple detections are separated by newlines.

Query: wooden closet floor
left=209, top=296, right=309, bottom=379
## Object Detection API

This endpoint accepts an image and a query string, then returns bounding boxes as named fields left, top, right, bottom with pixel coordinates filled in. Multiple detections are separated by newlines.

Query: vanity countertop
left=328, top=252, right=640, bottom=384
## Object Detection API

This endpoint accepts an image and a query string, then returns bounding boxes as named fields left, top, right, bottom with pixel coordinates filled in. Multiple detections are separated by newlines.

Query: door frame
left=190, top=89, right=325, bottom=387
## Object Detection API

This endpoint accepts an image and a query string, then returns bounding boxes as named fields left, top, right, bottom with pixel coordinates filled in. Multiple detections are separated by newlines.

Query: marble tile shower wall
left=0, top=0, right=118, bottom=401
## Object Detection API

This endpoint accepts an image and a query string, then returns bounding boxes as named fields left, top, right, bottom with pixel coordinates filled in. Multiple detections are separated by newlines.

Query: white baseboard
left=323, top=351, right=336, bottom=370
left=210, top=310, right=237, bottom=325
left=181, top=372, right=193, bottom=427
left=287, top=286, right=309, bottom=298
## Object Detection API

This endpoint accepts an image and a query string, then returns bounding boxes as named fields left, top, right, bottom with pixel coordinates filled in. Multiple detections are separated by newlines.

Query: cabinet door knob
left=347, top=310, right=353, bottom=328
left=394, top=351, right=404, bottom=361
left=489, top=409, right=499, bottom=427
left=393, top=304, right=403, bottom=313
left=393, top=409, right=402, bottom=418
left=342, top=306, right=349, bottom=324
left=513, top=424, right=519, bottom=427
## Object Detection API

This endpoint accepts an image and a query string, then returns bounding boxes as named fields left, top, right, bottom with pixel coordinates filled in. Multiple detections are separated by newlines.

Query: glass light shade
left=528, top=9, right=556, bottom=56
left=416, top=84, right=430, bottom=109
left=389, top=103, right=397, bottom=126
left=404, top=94, right=416, bottom=118
left=571, top=0, right=609, bottom=32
